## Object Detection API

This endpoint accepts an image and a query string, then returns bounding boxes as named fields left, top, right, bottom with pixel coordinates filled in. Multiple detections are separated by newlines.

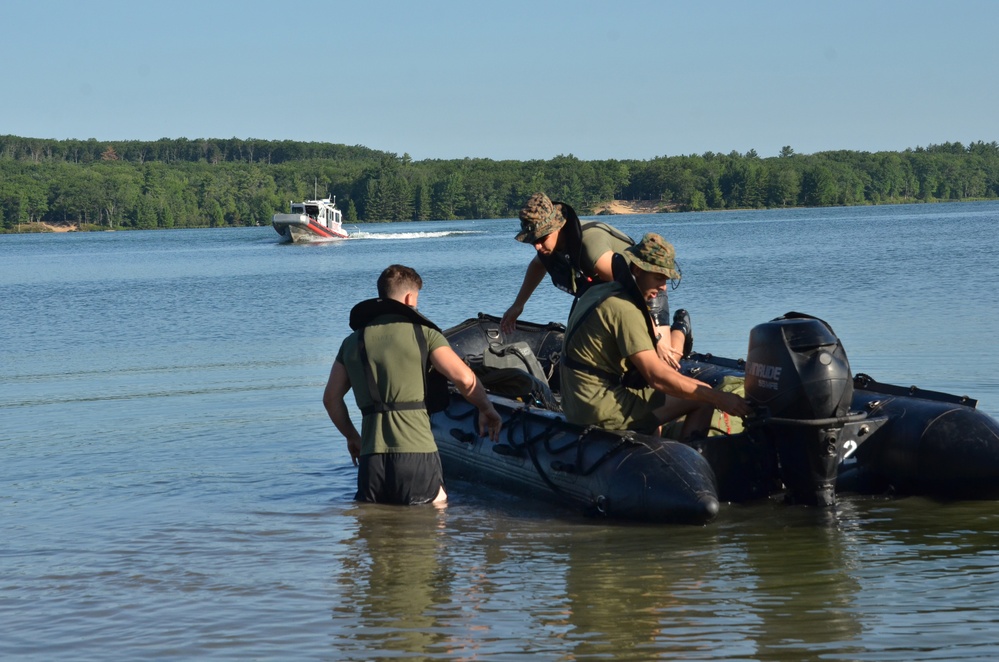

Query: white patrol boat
left=272, top=195, right=348, bottom=243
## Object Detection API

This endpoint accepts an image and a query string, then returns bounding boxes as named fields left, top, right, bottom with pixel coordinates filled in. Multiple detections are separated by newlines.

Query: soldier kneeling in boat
left=560, top=233, right=753, bottom=440
left=323, top=265, right=502, bottom=505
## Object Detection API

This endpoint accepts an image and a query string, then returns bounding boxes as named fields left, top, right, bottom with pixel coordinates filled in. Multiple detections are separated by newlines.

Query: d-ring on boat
left=431, top=312, right=999, bottom=525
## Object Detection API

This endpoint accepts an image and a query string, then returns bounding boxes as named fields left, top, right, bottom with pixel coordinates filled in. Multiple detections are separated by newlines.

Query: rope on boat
left=744, top=410, right=868, bottom=428
left=440, top=393, right=706, bottom=515
left=503, top=408, right=662, bottom=502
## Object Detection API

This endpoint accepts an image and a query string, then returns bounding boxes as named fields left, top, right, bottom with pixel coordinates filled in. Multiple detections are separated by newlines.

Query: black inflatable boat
left=431, top=313, right=999, bottom=523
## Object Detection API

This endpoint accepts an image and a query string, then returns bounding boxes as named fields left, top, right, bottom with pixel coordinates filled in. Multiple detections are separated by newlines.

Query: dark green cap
left=515, top=193, right=566, bottom=243
left=622, top=233, right=680, bottom=280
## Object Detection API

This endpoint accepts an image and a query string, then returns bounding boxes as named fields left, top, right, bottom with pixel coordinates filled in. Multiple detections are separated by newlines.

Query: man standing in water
left=560, top=233, right=753, bottom=440
left=323, top=264, right=502, bottom=505
left=500, top=192, right=692, bottom=367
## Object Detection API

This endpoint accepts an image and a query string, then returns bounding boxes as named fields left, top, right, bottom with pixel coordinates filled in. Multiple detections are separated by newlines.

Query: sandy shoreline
left=8, top=222, right=79, bottom=233
left=590, top=200, right=679, bottom=215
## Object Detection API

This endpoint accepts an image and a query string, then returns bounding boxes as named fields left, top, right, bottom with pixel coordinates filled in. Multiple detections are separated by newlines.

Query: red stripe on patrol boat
left=308, top=222, right=334, bottom=237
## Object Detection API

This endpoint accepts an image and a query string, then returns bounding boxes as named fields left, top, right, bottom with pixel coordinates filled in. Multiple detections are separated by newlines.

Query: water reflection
left=327, top=497, right=874, bottom=660
left=324, top=482, right=999, bottom=660
left=331, top=503, right=454, bottom=658
left=709, top=503, right=867, bottom=661
left=550, top=506, right=865, bottom=660
left=330, top=497, right=578, bottom=659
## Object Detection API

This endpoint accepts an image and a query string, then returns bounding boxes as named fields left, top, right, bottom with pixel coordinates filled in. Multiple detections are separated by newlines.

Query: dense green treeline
left=2, top=135, right=998, bottom=231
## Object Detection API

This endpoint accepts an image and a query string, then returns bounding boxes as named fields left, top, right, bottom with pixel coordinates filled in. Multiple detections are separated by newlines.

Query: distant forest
left=2, top=135, right=998, bottom=231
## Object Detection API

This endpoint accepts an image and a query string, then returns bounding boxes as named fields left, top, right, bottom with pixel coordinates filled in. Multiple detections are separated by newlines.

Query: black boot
left=671, top=309, right=693, bottom=357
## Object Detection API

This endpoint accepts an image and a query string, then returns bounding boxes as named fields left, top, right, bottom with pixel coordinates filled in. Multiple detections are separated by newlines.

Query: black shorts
left=355, top=452, right=445, bottom=505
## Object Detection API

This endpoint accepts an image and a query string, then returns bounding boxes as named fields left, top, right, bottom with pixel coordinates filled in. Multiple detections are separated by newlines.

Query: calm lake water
left=3, top=202, right=999, bottom=660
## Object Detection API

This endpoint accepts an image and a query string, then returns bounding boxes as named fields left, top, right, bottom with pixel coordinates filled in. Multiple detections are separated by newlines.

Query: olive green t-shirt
left=578, top=222, right=633, bottom=276
left=336, top=314, right=449, bottom=455
left=560, top=282, right=664, bottom=432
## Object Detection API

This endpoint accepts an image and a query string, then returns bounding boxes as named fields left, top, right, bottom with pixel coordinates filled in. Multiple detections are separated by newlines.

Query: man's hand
left=346, top=434, right=361, bottom=466
left=500, top=304, right=523, bottom=335
left=479, top=407, right=502, bottom=442
left=656, top=335, right=681, bottom=369
left=716, top=392, right=755, bottom=419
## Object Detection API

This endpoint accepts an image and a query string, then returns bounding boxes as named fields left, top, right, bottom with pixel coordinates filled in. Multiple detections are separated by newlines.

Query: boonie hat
left=515, top=193, right=566, bottom=243
left=622, top=233, right=680, bottom=280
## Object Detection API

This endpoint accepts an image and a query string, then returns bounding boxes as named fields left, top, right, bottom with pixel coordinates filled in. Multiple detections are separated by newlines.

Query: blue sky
left=3, top=0, right=997, bottom=160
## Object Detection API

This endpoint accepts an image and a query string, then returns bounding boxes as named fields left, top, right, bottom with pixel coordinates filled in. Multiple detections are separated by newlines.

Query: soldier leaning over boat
left=501, top=192, right=692, bottom=368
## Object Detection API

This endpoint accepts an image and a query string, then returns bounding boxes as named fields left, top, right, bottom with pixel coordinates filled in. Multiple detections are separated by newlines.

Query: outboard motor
left=745, top=313, right=855, bottom=506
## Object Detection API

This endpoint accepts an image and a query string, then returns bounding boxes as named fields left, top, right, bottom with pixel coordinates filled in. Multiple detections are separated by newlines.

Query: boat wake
left=348, top=230, right=484, bottom=240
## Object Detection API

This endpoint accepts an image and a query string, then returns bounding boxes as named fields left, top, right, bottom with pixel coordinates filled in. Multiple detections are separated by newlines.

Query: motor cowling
left=745, top=313, right=854, bottom=506
left=746, top=315, right=853, bottom=419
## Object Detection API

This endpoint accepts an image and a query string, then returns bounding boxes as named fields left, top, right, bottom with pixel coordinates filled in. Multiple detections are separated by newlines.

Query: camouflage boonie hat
left=515, top=193, right=566, bottom=243
left=622, top=233, right=680, bottom=280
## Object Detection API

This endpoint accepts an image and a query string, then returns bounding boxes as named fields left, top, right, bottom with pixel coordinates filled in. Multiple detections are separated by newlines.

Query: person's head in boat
left=515, top=192, right=567, bottom=255
left=622, top=233, right=681, bottom=304
left=377, top=264, right=422, bottom=308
